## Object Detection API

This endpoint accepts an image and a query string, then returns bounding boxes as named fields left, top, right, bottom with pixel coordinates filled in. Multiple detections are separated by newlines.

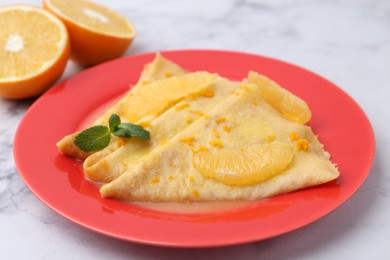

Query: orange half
left=43, top=0, right=136, bottom=66
left=0, top=5, right=70, bottom=99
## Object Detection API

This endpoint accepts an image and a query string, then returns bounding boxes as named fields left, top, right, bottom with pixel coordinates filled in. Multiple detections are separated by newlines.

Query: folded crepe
left=57, top=54, right=339, bottom=202
left=84, top=76, right=239, bottom=183
left=56, top=53, right=189, bottom=159
left=100, top=80, right=339, bottom=202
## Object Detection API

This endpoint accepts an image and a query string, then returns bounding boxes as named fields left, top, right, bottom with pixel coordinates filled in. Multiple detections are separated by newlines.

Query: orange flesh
left=0, top=9, right=62, bottom=79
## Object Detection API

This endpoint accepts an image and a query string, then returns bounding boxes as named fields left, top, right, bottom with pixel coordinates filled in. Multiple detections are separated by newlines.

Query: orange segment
left=0, top=5, right=69, bottom=99
left=193, top=142, right=294, bottom=186
left=248, top=71, right=312, bottom=124
left=123, top=72, right=217, bottom=122
left=43, top=0, right=135, bottom=66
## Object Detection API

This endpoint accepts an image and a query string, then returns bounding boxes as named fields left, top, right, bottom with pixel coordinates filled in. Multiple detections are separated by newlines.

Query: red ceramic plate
left=14, top=50, right=375, bottom=248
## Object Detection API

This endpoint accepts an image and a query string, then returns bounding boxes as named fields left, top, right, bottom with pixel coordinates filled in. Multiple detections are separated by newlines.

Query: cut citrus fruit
left=248, top=71, right=312, bottom=124
left=193, top=142, right=294, bottom=186
left=43, top=0, right=135, bottom=66
left=0, top=5, right=69, bottom=99
left=123, top=72, right=217, bottom=122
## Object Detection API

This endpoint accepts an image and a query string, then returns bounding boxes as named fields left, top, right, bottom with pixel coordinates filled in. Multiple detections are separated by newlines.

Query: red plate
left=14, top=50, right=375, bottom=247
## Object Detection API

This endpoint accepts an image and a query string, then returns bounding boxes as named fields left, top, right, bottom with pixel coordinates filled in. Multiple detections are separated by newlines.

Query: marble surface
left=1, top=0, right=389, bottom=259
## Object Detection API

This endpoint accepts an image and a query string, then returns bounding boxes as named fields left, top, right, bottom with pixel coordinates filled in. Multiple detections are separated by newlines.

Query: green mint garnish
left=108, top=113, right=121, bottom=132
left=74, top=125, right=111, bottom=152
left=112, top=123, right=150, bottom=140
left=75, top=114, right=150, bottom=152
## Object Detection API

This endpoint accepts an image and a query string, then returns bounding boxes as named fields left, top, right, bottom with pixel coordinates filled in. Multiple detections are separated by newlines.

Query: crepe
left=84, top=76, right=239, bottom=183
left=56, top=53, right=188, bottom=159
left=57, top=53, right=340, bottom=202
left=100, top=82, right=339, bottom=201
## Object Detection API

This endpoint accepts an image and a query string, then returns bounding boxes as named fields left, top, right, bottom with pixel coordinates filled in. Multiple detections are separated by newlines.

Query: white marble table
left=1, top=0, right=389, bottom=259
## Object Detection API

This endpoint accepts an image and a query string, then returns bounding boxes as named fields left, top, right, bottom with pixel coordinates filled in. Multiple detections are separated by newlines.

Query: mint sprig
left=75, top=126, right=111, bottom=152
left=112, top=123, right=150, bottom=140
left=75, top=114, right=150, bottom=152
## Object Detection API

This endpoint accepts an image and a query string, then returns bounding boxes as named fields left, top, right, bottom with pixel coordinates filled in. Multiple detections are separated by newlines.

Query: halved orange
left=43, top=0, right=136, bottom=66
left=0, top=5, right=70, bottom=99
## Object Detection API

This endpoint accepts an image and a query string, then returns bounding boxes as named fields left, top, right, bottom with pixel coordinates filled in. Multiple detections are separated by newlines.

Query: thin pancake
left=84, top=76, right=239, bottom=183
left=100, top=83, right=339, bottom=202
left=56, top=53, right=188, bottom=159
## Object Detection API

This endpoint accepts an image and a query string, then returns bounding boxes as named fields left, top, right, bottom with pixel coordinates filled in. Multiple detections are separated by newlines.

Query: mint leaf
left=111, top=128, right=133, bottom=138
left=75, top=126, right=111, bottom=152
left=74, top=114, right=150, bottom=153
left=113, top=123, right=150, bottom=140
left=108, top=114, right=121, bottom=132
